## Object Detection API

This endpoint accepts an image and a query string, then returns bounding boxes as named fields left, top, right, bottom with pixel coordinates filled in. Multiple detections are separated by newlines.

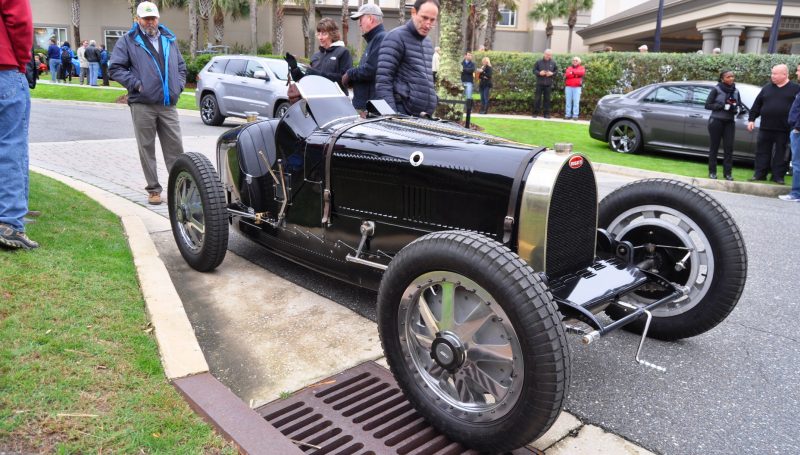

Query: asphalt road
left=30, top=100, right=800, bottom=455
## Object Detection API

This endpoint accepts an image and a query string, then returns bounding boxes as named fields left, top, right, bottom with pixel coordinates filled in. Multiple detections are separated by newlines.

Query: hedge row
left=471, top=51, right=800, bottom=117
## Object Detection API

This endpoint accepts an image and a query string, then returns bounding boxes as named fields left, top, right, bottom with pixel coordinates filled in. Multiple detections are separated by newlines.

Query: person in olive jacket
left=704, top=70, right=742, bottom=180
left=109, top=1, right=187, bottom=205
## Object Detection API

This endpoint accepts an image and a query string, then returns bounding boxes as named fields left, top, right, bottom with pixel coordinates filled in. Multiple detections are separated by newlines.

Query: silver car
left=196, top=55, right=295, bottom=125
left=589, top=81, right=761, bottom=161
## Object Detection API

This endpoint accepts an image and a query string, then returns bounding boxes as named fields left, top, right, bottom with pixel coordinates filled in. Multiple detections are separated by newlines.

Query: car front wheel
left=274, top=101, right=289, bottom=118
left=200, top=93, right=225, bottom=126
left=600, top=179, right=747, bottom=340
left=377, top=231, right=570, bottom=452
left=168, top=152, right=229, bottom=272
left=608, top=119, right=642, bottom=153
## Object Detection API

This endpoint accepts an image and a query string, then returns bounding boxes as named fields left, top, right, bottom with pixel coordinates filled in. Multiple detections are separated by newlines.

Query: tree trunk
left=341, top=0, right=349, bottom=46
left=189, top=0, right=198, bottom=56
left=483, top=0, right=498, bottom=51
left=398, top=0, right=405, bottom=25
left=213, top=6, right=224, bottom=44
left=438, top=0, right=465, bottom=119
left=567, top=12, right=577, bottom=53
left=302, top=1, right=315, bottom=58
left=546, top=21, right=553, bottom=49
left=249, top=0, right=257, bottom=53
left=199, top=0, right=212, bottom=47
left=465, top=3, right=475, bottom=53
left=273, top=2, right=284, bottom=56
left=357, top=0, right=366, bottom=57
left=71, top=0, right=80, bottom=46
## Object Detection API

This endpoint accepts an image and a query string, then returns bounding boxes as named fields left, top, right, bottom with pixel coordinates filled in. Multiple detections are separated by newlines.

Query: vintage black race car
left=168, top=76, right=747, bottom=452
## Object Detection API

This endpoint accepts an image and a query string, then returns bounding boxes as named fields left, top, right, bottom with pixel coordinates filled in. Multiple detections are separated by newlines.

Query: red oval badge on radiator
left=568, top=155, right=584, bottom=169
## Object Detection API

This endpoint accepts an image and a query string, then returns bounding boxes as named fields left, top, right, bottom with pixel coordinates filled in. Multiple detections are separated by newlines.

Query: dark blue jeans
left=0, top=71, right=31, bottom=232
left=480, top=85, right=491, bottom=112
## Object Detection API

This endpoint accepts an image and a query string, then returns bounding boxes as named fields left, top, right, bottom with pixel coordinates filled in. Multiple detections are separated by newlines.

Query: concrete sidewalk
left=29, top=129, right=669, bottom=453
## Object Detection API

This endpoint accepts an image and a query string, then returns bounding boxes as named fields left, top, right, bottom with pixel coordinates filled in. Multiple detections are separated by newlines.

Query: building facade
left=579, top=0, right=800, bottom=54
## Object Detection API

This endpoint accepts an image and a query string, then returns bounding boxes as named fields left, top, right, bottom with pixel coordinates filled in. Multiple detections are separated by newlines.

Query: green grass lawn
left=31, top=83, right=197, bottom=110
left=476, top=117, right=788, bottom=184
left=0, top=173, right=233, bottom=453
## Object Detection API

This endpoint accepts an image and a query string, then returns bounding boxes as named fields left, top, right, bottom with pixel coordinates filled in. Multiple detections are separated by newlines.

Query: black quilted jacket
left=375, top=21, right=437, bottom=116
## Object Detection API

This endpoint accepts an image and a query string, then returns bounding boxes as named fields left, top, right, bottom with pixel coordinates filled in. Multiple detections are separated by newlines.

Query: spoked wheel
left=274, top=101, right=289, bottom=118
left=608, top=119, right=642, bottom=153
left=600, top=179, right=747, bottom=340
left=200, top=93, right=225, bottom=126
left=378, top=231, right=569, bottom=452
left=168, top=152, right=229, bottom=272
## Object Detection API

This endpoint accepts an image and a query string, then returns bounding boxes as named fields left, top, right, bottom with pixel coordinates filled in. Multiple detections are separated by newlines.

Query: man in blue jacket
left=342, top=3, right=386, bottom=113
left=375, top=0, right=438, bottom=117
left=109, top=1, right=186, bottom=205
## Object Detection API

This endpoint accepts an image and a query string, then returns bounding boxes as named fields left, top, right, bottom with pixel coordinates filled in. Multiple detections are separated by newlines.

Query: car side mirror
left=253, top=70, right=269, bottom=81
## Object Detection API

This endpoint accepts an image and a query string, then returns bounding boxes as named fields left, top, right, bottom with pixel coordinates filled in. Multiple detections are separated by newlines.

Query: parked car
left=169, top=76, right=747, bottom=453
left=589, top=81, right=761, bottom=161
left=195, top=55, right=302, bottom=125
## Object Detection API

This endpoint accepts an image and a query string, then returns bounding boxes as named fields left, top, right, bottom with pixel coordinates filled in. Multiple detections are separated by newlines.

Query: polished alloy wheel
left=610, top=123, right=639, bottom=152
left=397, top=271, right=524, bottom=421
left=201, top=96, right=216, bottom=123
left=173, top=171, right=206, bottom=253
left=605, top=204, right=713, bottom=317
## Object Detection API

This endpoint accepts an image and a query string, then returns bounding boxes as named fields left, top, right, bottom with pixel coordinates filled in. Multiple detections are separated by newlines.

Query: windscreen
left=296, top=75, right=358, bottom=127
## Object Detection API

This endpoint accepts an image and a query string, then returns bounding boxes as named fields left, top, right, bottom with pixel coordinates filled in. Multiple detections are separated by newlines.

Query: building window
left=498, top=7, right=517, bottom=27
left=104, top=30, right=126, bottom=55
left=34, top=26, right=67, bottom=49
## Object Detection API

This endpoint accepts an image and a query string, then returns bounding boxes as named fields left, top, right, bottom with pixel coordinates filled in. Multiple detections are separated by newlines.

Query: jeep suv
left=196, top=55, right=297, bottom=125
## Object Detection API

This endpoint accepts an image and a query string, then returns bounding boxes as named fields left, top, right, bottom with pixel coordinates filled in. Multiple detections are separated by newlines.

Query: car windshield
left=295, top=75, right=357, bottom=127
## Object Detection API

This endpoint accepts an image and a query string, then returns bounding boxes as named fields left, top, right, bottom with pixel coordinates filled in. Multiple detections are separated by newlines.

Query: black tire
left=608, top=119, right=643, bottom=153
left=600, top=179, right=747, bottom=340
left=377, top=231, right=570, bottom=452
left=274, top=101, right=289, bottom=118
left=200, top=93, right=225, bottom=126
left=168, top=152, right=229, bottom=272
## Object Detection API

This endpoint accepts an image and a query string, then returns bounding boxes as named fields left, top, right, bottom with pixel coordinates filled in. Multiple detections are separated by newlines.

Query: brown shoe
left=148, top=192, right=162, bottom=205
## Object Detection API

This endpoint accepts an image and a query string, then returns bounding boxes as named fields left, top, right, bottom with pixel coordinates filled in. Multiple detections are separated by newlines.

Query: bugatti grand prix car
left=168, top=76, right=747, bottom=452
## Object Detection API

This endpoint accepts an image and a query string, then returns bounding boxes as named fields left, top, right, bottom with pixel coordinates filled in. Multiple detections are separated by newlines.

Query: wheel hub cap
left=430, top=332, right=465, bottom=370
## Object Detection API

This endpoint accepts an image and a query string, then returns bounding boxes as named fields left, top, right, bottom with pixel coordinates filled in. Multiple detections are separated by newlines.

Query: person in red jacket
left=0, top=0, right=38, bottom=250
left=564, top=56, right=585, bottom=120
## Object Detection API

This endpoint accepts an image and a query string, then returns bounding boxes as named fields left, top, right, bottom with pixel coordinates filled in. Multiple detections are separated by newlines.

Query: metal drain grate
left=256, top=361, right=541, bottom=455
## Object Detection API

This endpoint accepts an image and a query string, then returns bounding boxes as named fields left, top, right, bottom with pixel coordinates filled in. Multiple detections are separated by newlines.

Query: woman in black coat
left=478, top=57, right=493, bottom=114
left=300, top=17, right=353, bottom=92
left=704, top=70, right=742, bottom=180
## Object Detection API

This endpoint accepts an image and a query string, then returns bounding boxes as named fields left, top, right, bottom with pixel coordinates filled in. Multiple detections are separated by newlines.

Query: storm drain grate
left=256, top=361, right=541, bottom=455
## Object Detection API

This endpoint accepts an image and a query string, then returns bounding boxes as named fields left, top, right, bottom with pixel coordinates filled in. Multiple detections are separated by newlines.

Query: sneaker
left=148, top=192, right=162, bottom=205
left=0, top=223, right=39, bottom=250
left=709, top=173, right=717, bottom=179
left=778, top=194, right=800, bottom=202
left=725, top=175, right=734, bottom=181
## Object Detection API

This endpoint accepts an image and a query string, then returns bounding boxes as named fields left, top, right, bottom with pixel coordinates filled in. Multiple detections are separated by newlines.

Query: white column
left=744, top=27, right=768, bottom=54
left=699, top=29, right=721, bottom=55
left=720, top=25, right=745, bottom=54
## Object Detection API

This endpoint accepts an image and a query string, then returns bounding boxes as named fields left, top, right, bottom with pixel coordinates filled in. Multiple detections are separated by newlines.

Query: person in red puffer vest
left=564, top=56, right=585, bottom=120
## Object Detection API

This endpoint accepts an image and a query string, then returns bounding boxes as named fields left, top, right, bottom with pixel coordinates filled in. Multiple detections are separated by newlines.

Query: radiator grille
left=545, top=160, right=597, bottom=277
left=257, top=362, right=540, bottom=455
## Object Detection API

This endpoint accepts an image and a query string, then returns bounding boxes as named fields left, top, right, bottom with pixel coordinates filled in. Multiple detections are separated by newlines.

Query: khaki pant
left=130, top=103, right=184, bottom=193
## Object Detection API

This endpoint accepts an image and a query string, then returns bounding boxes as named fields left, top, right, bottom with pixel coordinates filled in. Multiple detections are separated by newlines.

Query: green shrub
left=185, top=53, right=213, bottom=84
left=470, top=51, right=800, bottom=117
left=258, top=42, right=273, bottom=55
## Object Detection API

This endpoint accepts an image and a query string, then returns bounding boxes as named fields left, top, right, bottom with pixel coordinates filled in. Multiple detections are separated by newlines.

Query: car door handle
left=688, top=114, right=703, bottom=118
left=641, top=108, right=653, bottom=112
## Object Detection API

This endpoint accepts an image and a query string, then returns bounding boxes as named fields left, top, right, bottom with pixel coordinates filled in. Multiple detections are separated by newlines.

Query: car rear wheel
left=377, top=231, right=570, bottom=452
left=200, top=93, right=225, bottom=126
left=608, top=119, right=642, bottom=153
left=274, top=101, right=289, bottom=118
left=168, top=152, right=229, bottom=272
left=599, top=179, right=747, bottom=340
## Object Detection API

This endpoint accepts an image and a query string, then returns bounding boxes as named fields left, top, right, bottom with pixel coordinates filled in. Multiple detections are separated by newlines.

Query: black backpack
left=61, top=48, right=71, bottom=65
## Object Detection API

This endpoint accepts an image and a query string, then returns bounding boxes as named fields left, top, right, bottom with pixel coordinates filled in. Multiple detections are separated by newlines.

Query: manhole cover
left=256, top=361, right=541, bottom=455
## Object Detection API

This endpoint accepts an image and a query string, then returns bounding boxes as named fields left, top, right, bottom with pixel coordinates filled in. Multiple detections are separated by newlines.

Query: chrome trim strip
left=517, top=151, right=594, bottom=273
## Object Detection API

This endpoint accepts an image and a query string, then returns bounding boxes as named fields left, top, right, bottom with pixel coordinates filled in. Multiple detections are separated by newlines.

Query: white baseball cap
left=137, top=1, right=160, bottom=18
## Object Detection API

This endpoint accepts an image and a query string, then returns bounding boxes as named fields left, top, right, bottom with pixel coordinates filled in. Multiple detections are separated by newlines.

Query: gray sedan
left=589, top=81, right=761, bottom=161
left=196, top=55, right=297, bottom=125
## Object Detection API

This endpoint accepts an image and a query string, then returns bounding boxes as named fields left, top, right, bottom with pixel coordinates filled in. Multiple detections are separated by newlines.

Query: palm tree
left=199, top=0, right=213, bottom=46
left=212, top=0, right=247, bottom=44
left=248, top=0, right=269, bottom=54
left=482, top=0, right=515, bottom=50
left=272, top=0, right=286, bottom=55
left=71, top=0, right=81, bottom=45
left=297, top=0, right=316, bottom=58
left=398, top=0, right=405, bottom=25
left=528, top=1, right=562, bottom=49
left=556, top=0, right=593, bottom=53
left=437, top=0, right=465, bottom=100
left=341, top=0, right=349, bottom=46
left=466, top=0, right=486, bottom=53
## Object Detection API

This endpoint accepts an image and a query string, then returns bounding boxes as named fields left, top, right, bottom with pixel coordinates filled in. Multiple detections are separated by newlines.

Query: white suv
left=196, top=55, right=297, bottom=125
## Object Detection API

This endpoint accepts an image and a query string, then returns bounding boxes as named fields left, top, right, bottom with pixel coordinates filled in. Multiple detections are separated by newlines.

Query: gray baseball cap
left=351, top=3, right=383, bottom=19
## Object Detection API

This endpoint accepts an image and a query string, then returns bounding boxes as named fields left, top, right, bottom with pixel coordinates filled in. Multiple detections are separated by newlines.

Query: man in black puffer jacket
left=376, top=0, right=439, bottom=117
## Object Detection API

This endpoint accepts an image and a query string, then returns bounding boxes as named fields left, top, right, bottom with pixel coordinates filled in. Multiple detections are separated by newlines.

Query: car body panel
left=590, top=81, right=762, bottom=161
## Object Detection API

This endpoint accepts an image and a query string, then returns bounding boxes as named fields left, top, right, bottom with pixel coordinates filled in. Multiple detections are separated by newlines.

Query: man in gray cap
left=342, top=3, right=386, bottom=113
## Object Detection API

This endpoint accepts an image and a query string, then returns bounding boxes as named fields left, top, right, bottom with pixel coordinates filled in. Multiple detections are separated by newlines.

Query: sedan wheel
left=608, top=120, right=642, bottom=153
left=274, top=101, right=289, bottom=118
left=200, top=93, right=225, bottom=126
